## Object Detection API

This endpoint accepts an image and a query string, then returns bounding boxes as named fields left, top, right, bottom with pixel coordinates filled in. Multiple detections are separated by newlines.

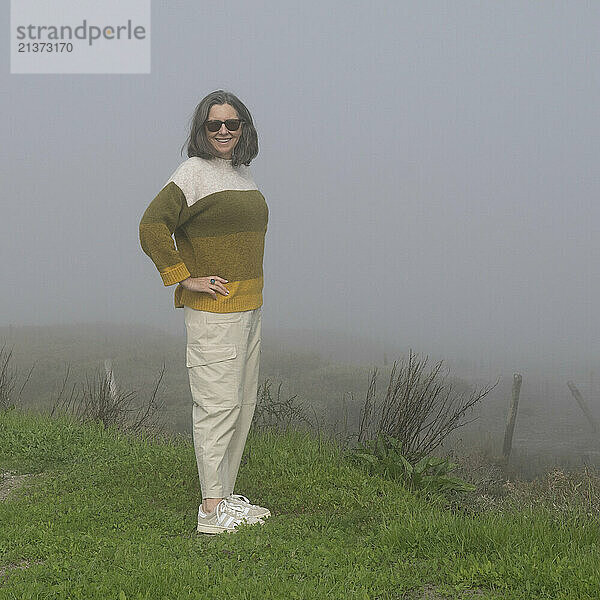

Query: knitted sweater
left=139, top=155, right=268, bottom=312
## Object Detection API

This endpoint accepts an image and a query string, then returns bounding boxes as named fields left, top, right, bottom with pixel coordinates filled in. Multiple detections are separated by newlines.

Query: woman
left=139, top=90, right=269, bottom=534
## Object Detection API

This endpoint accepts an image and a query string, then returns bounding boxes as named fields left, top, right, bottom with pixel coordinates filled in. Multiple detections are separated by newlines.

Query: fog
left=3, top=1, right=599, bottom=388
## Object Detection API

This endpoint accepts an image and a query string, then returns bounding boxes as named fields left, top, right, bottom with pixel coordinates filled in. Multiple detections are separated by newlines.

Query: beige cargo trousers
left=184, top=305, right=262, bottom=499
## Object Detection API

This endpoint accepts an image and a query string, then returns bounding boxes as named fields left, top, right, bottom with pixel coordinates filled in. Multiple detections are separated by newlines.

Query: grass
left=1, top=409, right=599, bottom=599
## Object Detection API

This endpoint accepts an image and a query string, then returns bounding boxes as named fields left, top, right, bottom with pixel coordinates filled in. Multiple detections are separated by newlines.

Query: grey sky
left=2, top=1, right=599, bottom=376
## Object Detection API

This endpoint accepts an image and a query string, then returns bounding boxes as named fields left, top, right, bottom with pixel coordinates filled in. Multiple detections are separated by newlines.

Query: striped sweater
left=139, top=155, right=268, bottom=312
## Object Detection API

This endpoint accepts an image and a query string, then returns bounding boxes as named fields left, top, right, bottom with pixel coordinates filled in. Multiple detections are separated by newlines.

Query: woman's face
left=204, top=103, right=243, bottom=159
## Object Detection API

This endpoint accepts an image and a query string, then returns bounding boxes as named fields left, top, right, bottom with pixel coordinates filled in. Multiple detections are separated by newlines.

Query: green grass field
left=1, top=409, right=599, bottom=599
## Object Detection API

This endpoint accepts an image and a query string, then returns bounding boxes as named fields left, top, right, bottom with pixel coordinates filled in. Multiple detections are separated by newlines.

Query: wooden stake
left=502, top=373, right=523, bottom=464
left=567, top=380, right=598, bottom=434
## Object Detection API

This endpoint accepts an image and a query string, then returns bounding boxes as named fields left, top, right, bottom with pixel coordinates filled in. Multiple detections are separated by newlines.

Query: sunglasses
left=204, top=119, right=244, bottom=132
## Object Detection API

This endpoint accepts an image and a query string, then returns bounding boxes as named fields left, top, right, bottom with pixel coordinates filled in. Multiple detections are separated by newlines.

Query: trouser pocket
left=186, top=343, right=238, bottom=407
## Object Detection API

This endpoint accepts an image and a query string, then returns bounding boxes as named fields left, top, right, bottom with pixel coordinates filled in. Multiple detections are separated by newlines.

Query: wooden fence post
left=567, top=380, right=598, bottom=434
left=502, top=373, right=523, bottom=465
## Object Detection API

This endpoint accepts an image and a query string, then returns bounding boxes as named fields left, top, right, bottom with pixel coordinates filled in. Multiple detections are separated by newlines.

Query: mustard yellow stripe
left=160, top=262, right=191, bottom=286
left=174, top=276, right=263, bottom=312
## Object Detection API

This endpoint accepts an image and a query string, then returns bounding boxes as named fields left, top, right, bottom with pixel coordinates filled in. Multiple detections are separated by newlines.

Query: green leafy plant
left=350, top=433, right=475, bottom=493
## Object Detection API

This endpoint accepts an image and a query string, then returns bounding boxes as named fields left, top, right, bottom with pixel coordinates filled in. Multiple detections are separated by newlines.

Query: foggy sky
left=2, top=1, right=599, bottom=375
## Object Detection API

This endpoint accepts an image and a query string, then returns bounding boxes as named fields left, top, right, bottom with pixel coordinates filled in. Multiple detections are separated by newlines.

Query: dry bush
left=50, top=362, right=166, bottom=435
left=0, top=341, right=34, bottom=411
left=357, top=349, right=499, bottom=462
left=253, top=378, right=315, bottom=432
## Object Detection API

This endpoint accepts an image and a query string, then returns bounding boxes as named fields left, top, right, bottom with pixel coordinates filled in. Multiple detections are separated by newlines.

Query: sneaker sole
left=196, top=523, right=238, bottom=535
left=197, top=517, right=266, bottom=535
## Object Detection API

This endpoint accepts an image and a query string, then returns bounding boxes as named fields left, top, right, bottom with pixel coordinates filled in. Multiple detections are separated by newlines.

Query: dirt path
left=0, top=471, right=34, bottom=501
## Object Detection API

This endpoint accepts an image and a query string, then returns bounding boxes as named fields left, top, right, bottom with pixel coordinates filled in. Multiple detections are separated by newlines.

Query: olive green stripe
left=181, top=189, right=268, bottom=238
left=139, top=182, right=185, bottom=226
left=140, top=184, right=268, bottom=237
left=182, top=231, right=265, bottom=281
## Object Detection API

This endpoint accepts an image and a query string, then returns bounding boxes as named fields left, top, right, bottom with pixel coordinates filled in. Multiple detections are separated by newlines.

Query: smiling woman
left=138, top=89, right=269, bottom=536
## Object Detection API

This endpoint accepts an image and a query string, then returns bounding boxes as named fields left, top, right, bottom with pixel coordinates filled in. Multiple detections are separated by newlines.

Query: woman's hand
left=180, top=276, right=229, bottom=300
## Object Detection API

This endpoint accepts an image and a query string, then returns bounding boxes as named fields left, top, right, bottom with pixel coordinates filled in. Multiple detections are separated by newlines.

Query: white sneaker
left=226, top=494, right=272, bottom=519
left=196, top=498, right=264, bottom=535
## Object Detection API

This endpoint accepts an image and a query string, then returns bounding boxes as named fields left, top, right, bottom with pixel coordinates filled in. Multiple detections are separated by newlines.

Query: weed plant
left=349, top=433, right=476, bottom=494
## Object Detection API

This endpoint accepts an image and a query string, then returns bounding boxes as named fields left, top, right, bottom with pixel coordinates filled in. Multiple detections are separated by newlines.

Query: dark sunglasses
left=204, top=119, right=244, bottom=132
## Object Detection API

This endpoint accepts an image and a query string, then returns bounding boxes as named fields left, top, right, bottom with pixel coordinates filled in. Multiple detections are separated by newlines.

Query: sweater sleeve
left=139, top=181, right=192, bottom=286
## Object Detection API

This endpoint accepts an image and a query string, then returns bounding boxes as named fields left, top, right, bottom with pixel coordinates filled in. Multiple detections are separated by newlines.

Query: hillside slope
left=1, top=410, right=599, bottom=599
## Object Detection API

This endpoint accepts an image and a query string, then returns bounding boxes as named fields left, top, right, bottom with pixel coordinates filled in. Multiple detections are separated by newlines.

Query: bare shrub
left=50, top=362, right=166, bottom=434
left=357, top=349, right=499, bottom=463
left=0, top=341, right=35, bottom=411
left=253, top=377, right=315, bottom=432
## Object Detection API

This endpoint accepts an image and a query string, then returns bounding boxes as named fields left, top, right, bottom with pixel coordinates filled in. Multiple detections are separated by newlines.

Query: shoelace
left=228, top=493, right=254, bottom=506
left=216, top=498, right=250, bottom=524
